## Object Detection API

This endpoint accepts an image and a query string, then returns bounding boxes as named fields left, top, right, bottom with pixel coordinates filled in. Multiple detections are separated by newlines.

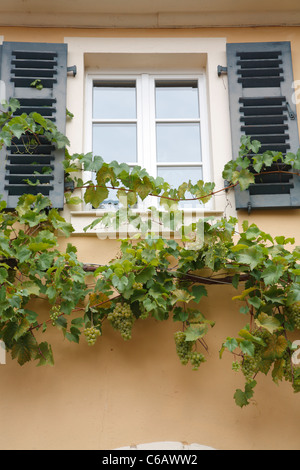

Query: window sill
left=69, top=208, right=225, bottom=238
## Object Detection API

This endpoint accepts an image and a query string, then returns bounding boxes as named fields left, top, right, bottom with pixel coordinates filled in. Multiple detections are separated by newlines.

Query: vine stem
left=78, top=181, right=238, bottom=202
left=247, top=302, right=254, bottom=332
left=74, top=168, right=300, bottom=204
left=81, top=264, right=251, bottom=286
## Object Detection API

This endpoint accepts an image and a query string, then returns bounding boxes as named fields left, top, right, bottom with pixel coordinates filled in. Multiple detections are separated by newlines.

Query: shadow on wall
left=115, top=441, right=216, bottom=450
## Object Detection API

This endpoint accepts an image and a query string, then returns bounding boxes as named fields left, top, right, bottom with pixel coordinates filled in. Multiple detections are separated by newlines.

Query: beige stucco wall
left=0, top=25, right=300, bottom=451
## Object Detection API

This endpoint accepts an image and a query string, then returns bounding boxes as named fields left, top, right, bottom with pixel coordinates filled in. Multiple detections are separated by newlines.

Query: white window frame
left=84, top=71, right=211, bottom=210
left=64, top=36, right=236, bottom=235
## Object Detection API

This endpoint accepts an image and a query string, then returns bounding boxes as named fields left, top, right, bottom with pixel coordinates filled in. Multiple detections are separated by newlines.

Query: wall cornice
left=0, top=11, right=300, bottom=29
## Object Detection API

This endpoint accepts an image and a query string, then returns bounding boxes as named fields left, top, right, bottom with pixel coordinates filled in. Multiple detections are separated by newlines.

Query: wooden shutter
left=0, top=42, right=67, bottom=210
left=226, top=42, right=300, bottom=210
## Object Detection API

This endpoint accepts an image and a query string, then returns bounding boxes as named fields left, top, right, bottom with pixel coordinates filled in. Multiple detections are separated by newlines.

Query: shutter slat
left=226, top=41, right=300, bottom=210
left=12, top=68, right=58, bottom=78
left=4, top=184, right=54, bottom=196
left=8, top=155, right=55, bottom=165
left=238, top=76, right=284, bottom=87
left=241, top=116, right=288, bottom=124
left=249, top=182, right=293, bottom=195
left=241, top=124, right=288, bottom=134
left=11, top=77, right=57, bottom=88
left=0, top=42, right=67, bottom=209
left=238, top=68, right=284, bottom=77
left=6, top=164, right=54, bottom=174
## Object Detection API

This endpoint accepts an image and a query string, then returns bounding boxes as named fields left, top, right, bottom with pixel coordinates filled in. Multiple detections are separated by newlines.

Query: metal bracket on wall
left=64, top=180, right=75, bottom=192
left=217, top=65, right=227, bottom=77
left=224, top=180, right=231, bottom=192
left=67, top=65, right=77, bottom=77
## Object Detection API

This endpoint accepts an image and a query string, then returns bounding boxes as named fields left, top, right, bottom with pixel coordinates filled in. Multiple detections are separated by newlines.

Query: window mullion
left=198, top=75, right=211, bottom=184
left=138, top=74, right=154, bottom=175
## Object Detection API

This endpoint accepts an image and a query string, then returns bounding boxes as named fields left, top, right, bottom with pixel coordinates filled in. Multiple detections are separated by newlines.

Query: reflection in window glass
left=157, top=166, right=203, bottom=188
left=155, top=80, right=199, bottom=119
left=156, top=123, right=201, bottom=163
left=93, top=123, right=137, bottom=163
left=93, top=81, right=136, bottom=119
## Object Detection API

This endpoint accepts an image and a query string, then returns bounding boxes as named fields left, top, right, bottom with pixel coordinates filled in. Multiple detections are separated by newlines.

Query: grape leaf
left=171, top=289, right=195, bottom=305
left=11, top=333, right=37, bottom=366
left=261, top=264, right=285, bottom=286
left=191, top=285, right=208, bottom=303
left=272, top=358, right=285, bottom=383
left=223, top=337, right=239, bottom=353
left=184, top=323, right=208, bottom=342
left=262, top=335, right=287, bottom=361
left=35, top=342, right=54, bottom=367
left=84, top=185, right=109, bottom=208
left=234, top=380, right=257, bottom=408
left=236, top=246, right=265, bottom=270
left=240, top=340, right=255, bottom=357
left=238, top=328, right=267, bottom=347
left=255, top=313, right=281, bottom=334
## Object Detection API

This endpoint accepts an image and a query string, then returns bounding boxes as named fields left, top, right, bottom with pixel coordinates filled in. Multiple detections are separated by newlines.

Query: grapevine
left=1, top=99, right=300, bottom=408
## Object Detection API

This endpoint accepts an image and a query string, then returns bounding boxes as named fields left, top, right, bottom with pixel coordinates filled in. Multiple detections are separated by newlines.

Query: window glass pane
left=155, top=80, right=199, bottom=119
left=157, top=166, right=203, bottom=188
left=156, top=123, right=201, bottom=163
left=93, top=123, right=137, bottom=163
left=93, top=81, right=136, bottom=119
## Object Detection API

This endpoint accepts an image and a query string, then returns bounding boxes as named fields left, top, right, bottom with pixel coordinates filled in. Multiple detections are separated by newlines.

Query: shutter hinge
left=67, top=65, right=77, bottom=77
left=247, top=201, right=252, bottom=215
left=217, top=65, right=227, bottom=77
left=286, top=101, right=296, bottom=120
left=224, top=180, right=231, bottom=192
left=65, top=179, right=75, bottom=192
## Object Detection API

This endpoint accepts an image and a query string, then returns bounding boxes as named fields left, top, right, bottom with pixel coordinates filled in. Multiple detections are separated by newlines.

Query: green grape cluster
left=84, top=326, right=101, bottom=346
left=107, top=302, right=135, bottom=341
left=139, top=303, right=149, bottom=320
left=252, top=328, right=271, bottom=342
left=174, top=331, right=204, bottom=369
left=190, top=351, right=205, bottom=370
left=282, top=350, right=300, bottom=392
left=241, top=356, right=258, bottom=382
left=232, top=361, right=240, bottom=372
left=286, top=302, right=300, bottom=329
left=174, top=331, right=193, bottom=365
left=50, top=305, right=61, bottom=326
left=133, top=282, right=143, bottom=290
left=233, top=330, right=271, bottom=377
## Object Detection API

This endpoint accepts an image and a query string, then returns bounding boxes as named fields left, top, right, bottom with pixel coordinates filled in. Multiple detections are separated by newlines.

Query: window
left=85, top=72, right=210, bottom=209
left=66, top=36, right=232, bottom=234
